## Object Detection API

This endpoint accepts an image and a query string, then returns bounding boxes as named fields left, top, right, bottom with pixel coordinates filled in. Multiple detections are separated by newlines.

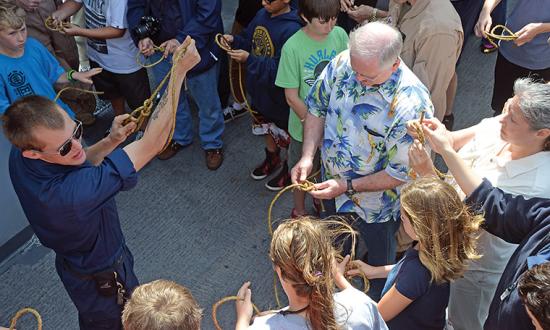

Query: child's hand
left=340, top=0, right=354, bottom=12
left=333, top=255, right=352, bottom=290
left=228, top=49, right=249, bottom=63
left=347, top=5, right=372, bottom=23
left=348, top=260, right=378, bottom=279
left=222, top=34, right=234, bottom=44
left=235, top=281, right=253, bottom=327
left=59, top=23, right=82, bottom=36
left=72, top=68, right=102, bottom=84
left=408, top=140, right=436, bottom=178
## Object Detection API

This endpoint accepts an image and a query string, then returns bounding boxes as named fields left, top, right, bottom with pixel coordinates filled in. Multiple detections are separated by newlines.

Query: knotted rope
left=9, top=307, right=42, bottom=330
left=214, top=33, right=259, bottom=122
left=484, top=24, right=518, bottom=49
left=44, top=16, right=71, bottom=32
left=123, top=44, right=188, bottom=152
left=211, top=296, right=260, bottom=330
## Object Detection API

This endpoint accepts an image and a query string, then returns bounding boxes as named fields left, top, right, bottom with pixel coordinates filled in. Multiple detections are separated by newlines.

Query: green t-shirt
left=275, top=26, right=349, bottom=142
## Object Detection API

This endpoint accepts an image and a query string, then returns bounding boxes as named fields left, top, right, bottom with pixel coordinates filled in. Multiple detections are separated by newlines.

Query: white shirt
left=248, top=287, right=388, bottom=329
left=450, top=117, right=550, bottom=273
left=75, top=0, right=141, bottom=73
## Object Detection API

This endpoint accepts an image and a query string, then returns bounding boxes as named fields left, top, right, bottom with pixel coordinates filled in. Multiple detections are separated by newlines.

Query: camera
left=133, top=16, right=160, bottom=40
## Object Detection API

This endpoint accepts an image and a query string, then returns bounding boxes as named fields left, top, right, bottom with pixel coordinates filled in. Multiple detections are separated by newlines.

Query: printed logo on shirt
left=84, top=0, right=108, bottom=54
left=252, top=26, right=274, bottom=57
left=8, top=70, right=34, bottom=97
left=303, top=49, right=338, bottom=86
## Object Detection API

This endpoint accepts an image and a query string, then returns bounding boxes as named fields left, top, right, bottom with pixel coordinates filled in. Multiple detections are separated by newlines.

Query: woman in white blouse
left=408, top=77, right=550, bottom=330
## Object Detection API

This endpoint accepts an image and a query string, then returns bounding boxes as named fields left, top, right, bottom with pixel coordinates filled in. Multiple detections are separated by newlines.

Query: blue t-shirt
left=0, top=37, right=74, bottom=116
left=9, top=147, right=137, bottom=272
left=382, top=248, right=450, bottom=330
left=498, top=0, right=550, bottom=70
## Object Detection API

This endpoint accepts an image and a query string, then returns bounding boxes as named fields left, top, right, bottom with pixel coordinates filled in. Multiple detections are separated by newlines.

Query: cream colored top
left=389, top=0, right=463, bottom=119
left=449, top=117, right=550, bottom=273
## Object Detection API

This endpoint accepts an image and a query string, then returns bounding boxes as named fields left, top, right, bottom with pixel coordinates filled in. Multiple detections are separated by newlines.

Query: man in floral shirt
left=291, top=21, right=434, bottom=301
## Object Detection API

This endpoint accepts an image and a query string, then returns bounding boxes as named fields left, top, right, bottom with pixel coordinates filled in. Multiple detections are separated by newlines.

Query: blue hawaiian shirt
left=306, top=50, right=434, bottom=223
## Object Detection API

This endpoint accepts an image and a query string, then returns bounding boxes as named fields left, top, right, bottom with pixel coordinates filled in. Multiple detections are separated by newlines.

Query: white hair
left=348, top=21, right=403, bottom=69
left=513, top=78, right=550, bottom=131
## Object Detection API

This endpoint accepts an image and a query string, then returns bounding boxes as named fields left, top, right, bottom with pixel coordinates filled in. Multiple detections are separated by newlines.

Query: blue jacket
left=232, top=9, right=302, bottom=127
left=466, top=179, right=550, bottom=330
left=127, top=0, right=223, bottom=76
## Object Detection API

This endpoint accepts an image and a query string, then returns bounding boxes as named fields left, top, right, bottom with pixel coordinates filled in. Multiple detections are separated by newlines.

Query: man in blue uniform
left=2, top=39, right=199, bottom=330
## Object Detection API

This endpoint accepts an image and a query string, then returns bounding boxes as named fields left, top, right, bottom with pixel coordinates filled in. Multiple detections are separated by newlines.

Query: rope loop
left=485, top=24, right=518, bottom=49
left=211, top=296, right=260, bottom=330
left=9, top=307, right=42, bottom=330
left=44, top=16, right=71, bottom=32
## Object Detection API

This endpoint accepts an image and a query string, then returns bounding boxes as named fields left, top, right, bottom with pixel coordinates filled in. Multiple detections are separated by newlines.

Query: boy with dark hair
left=122, top=280, right=203, bottom=330
left=0, top=3, right=100, bottom=116
left=276, top=0, right=347, bottom=216
left=518, top=262, right=550, bottom=330
left=52, top=0, right=150, bottom=118
left=223, top=0, right=302, bottom=191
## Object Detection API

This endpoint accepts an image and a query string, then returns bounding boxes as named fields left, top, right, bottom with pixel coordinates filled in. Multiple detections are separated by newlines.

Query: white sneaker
left=223, top=104, right=247, bottom=123
left=252, top=123, right=269, bottom=136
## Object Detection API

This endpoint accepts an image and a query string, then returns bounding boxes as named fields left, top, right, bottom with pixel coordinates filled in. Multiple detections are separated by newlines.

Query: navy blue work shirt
left=466, top=179, right=550, bottom=330
left=9, top=147, right=137, bottom=273
left=382, top=248, right=450, bottom=330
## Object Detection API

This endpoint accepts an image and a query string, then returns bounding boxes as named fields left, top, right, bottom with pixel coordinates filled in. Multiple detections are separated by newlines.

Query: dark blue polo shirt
left=382, top=248, right=450, bottom=330
left=9, top=147, right=137, bottom=272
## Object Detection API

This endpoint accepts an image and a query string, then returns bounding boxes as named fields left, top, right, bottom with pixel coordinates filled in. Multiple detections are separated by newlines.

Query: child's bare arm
left=284, top=88, right=308, bottom=121
left=61, top=25, right=125, bottom=40
left=51, top=0, right=82, bottom=22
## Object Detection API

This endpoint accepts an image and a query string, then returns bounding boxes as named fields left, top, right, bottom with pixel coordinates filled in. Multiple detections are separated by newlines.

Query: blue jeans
left=55, top=246, right=139, bottom=330
left=322, top=199, right=400, bottom=301
left=149, top=53, right=224, bottom=149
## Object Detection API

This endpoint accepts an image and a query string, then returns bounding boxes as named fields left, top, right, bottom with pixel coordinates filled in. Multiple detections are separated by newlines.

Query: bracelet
left=371, top=8, right=378, bottom=22
left=67, top=69, right=76, bottom=82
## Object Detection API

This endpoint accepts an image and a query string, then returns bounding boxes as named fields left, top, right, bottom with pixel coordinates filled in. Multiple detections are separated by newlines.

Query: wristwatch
left=346, top=178, right=356, bottom=195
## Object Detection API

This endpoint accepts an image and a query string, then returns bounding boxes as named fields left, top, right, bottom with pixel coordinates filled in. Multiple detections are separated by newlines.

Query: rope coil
left=44, top=16, right=71, bottom=32
left=9, top=308, right=42, bottom=330
left=484, top=24, right=518, bottom=49
left=211, top=296, right=260, bottom=330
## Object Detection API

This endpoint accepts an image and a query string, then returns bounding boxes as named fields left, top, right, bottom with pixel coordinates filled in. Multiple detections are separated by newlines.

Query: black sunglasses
left=33, top=120, right=83, bottom=157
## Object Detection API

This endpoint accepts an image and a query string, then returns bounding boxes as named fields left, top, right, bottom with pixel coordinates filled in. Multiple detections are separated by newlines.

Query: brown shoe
left=205, top=148, right=223, bottom=170
left=157, top=141, right=185, bottom=160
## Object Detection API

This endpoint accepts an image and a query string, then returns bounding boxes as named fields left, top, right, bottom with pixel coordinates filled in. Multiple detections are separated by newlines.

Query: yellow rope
left=214, top=33, right=259, bottom=123
left=408, top=110, right=447, bottom=180
left=211, top=296, right=260, bottom=330
left=44, top=16, right=71, bottom=32
left=123, top=44, right=188, bottom=152
left=484, top=24, right=518, bottom=49
left=9, top=308, right=42, bottom=330
left=54, top=86, right=104, bottom=102
left=135, top=45, right=166, bottom=68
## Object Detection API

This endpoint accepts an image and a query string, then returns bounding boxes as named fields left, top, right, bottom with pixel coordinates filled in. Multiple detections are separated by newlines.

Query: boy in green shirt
left=275, top=0, right=348, bottom=217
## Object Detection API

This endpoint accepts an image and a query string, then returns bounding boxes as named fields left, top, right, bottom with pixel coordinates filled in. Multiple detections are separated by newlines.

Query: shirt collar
left=504, top=151, right=550, bottom=178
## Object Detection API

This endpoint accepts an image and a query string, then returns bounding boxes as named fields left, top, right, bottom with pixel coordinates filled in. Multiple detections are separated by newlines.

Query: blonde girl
left=235, top=217, right=388, bottom=330
left=348, top=178, right=482, bottom=330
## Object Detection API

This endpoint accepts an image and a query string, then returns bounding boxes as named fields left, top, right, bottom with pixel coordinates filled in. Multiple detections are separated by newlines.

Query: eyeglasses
left=33, top=120, right=83, bottom=157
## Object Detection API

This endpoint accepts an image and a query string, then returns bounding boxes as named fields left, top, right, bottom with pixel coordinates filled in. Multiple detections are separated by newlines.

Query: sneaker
left=251, top=148, right=281, bottom=180
left=265, top=162, right=291, bottom=191
left=223, top=103, right=247, bottom=123
left=252, top=123, right=269, bottom=136
left=157, top=140, right=186, bottom=160
left=205, top=148, right=224, bottom=170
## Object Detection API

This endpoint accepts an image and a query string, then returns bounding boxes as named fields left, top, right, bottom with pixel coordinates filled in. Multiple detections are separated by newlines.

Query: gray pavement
left=0, top=2, right=497, bottom=329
